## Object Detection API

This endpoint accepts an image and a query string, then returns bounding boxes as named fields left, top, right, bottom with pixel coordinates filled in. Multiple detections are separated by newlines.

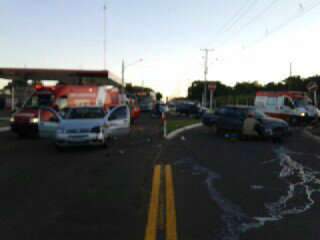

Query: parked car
left=202, top=105, right=290, bottom=140
left=175, top=101, right=206, bottom=117
left=38, top=105, right=131, bottom=149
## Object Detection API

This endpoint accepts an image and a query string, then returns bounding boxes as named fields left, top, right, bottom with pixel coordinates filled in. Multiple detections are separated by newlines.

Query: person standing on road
left=242, top=112, right=262, bottom=138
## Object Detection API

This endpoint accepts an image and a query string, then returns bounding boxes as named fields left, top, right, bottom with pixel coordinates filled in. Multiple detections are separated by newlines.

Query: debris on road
left=251, top=185, right=264, bottom=190
left=174, top=146, right=320, bottom=239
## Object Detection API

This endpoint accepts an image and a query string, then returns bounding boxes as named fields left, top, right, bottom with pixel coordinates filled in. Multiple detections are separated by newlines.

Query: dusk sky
left=1, top=0, right=320, bottom=97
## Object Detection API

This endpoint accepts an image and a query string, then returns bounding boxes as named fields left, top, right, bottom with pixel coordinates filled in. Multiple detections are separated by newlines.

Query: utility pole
left=201, top=48, right=214, bottom=107
left=103, top=3, right=107, bottom=70
left=288, top=62, right=293, bottom=91
left=121, top=59, right=125, bottom=92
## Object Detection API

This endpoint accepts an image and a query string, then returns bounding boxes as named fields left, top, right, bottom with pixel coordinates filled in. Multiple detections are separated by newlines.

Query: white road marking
left=0, top=127, right=10, bottom=133
left=175, top=146, right=320, bottom=239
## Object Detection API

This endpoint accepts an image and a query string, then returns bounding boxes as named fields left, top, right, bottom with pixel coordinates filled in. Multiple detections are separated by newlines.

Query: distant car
left=202, top=105, right=290, bottom=140
left=175, top=101, right=205, bottom=117
left=38, top=105, right=131, bottom=148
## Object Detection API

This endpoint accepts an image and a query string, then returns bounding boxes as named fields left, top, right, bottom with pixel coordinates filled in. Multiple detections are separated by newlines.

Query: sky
left=1, top=0, right=320, bottom=98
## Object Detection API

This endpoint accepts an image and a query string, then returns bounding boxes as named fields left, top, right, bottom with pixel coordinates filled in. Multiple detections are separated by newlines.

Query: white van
left=255, top=91, right=319, bottom=124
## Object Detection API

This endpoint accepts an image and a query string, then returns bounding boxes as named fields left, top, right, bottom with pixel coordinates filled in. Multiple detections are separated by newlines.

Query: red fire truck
left=10, top=84, right=125, bottom=136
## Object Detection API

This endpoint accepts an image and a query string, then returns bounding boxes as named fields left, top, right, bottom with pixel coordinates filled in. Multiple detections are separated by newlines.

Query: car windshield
left=25, top=93, right=54, bottom=108
left=294, top=98, right=312, bottom=107
left=65, top=108, right=105, bottom=119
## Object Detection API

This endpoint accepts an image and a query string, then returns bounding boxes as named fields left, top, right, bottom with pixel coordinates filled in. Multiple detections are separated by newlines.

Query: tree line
left=188, top=75, right=320, bottom=104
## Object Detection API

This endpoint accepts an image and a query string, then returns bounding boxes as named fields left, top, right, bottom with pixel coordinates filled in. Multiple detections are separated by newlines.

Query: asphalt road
left=0, top=113, right=163, bottom=240
left=1, top=113, right=320, bottom=240
left=163, top=126, right=320, bottom=240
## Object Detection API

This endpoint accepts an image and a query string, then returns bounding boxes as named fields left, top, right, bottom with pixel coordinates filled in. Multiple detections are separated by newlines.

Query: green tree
left=156, top=92, right=163, bottom=101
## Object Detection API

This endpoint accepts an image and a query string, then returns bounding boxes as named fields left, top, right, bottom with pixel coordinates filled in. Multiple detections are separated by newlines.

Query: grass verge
left=167, top=119, right=200, bottom=134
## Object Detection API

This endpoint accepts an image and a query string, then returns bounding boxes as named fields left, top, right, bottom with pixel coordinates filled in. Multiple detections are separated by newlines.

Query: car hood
left=262, top=116, right=288, bottom=128
left=59, top=119, right=105, bottom=130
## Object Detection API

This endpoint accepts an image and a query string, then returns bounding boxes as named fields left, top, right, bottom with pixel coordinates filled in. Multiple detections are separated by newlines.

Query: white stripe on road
left=0, top=127, right=10, bottom=133
left=165, top=123, right=203, bottom=140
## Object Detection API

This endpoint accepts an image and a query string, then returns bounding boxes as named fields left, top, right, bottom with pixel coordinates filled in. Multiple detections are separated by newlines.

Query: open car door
left=104, top=105, right=130, bottom=138
left=38, top=107, right=62, bottom=139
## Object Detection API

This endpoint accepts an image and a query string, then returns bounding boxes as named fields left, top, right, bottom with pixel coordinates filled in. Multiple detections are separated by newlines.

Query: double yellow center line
left=144, top=164, right=178, bottom=240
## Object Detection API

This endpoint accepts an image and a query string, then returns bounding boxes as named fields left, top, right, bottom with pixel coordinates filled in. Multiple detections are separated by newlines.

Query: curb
left=0, top=117, right=10, bottom=121
left=165, top=123, right=203, bottom=140
left=0, top=127, right=10, bottom=133
left=303, top=127, right=320, bottom=144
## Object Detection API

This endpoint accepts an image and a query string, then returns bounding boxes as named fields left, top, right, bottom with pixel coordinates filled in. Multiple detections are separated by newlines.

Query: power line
left=222, top=0, right=279, bottom=47
left=221, top=0, right=259, bottom=35
left=215, top=0, right=320, bottom=63
left=240, top=0, right=279, bottom=31
left=216, top=0, right=258, bottom=37
left=245, top=0, right=320, bottom=50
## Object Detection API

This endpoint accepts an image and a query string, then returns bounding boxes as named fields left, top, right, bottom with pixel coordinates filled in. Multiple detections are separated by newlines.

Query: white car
left=38, top=105, right=131, bottom=148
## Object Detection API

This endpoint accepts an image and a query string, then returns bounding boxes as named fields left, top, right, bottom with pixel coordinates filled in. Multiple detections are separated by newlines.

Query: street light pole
left=121, top=58, right=143, bottom=92
left=201, top=48, right=214, bottom=107
left=103, top=3, right=107, bottom=70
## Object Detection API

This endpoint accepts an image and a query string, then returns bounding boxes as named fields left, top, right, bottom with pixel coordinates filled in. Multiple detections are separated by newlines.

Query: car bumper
left=11, top=123, right=38, bottom=135
left=263, top=127, right=291, bottom=138
left=55, top=133, right=105, bottom=147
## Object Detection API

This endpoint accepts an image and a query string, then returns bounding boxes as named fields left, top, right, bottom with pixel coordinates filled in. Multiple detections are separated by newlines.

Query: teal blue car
left=38, top=105, right=131, bottom=148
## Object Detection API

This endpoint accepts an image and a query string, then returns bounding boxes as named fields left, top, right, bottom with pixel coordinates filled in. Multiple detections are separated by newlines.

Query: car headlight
left=10, top=117, right=15, bottom=123
left=57, top=128, right=65, bottom=134
left=30, top=118, right=39, bottom=124
left=91, top=126, right=102, bottom=133
left=300, top=112, right=306, bottom=117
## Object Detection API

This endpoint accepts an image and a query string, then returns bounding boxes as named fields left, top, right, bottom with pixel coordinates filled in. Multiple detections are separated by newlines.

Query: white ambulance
left=254, top=91, right=319, bottom=124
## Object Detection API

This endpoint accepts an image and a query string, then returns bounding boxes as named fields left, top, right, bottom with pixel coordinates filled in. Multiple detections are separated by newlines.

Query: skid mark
left=175, top=147, right=320, bottom=240
left=175, top=158, right=251, bottom=240
left=243, top=147, right=320, bottom=231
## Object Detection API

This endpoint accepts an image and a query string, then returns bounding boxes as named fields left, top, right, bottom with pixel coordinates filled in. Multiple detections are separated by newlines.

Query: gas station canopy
left=0, top=67, right=122, bottom=87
